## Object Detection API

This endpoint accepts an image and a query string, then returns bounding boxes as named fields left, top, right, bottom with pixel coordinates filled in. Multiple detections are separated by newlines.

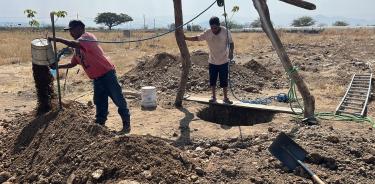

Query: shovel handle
left=282, top=147, right=326, bottom=184
left=297, top=160, right=325, bottom=184
left=312, top=175, right=325, bottom=184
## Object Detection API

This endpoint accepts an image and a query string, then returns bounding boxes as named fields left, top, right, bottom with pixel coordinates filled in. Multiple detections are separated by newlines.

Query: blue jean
left=93, top=70, right=130, bottom=125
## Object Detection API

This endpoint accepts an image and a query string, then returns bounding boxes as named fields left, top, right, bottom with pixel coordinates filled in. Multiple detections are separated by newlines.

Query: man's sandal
left=223, top=98, right=233, bottom=104
left=209, top=97, right=217, bottom=103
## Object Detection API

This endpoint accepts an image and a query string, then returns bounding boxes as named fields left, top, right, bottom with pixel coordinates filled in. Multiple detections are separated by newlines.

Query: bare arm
left=48, top=37, right=80, bottom=49
left=59, top=63, right=77, bottom=69
left=50, top=62, right=77, bottom=70
left=184, top=35, right=199, bottom=41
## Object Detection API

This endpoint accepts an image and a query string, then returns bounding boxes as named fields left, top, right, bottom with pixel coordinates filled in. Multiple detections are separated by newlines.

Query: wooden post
left=173, top=0, right=192, bottom=107
left=50, top=12, right=62, bottom=110
left=279, top=0, right=316, bottom=10
left=252, top=0, right=315, bottom=119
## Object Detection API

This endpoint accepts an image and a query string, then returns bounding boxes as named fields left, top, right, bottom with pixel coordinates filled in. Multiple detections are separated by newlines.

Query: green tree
left=24, top=9, right=39, bottom=27
left=230, top=6, right=239, bottom=20
left=222, top=5, right=240, bottom=20
left=186, top=24, right=192, bottom=31
left=52, top=11, right=67, bottom=22
left=291, top=16, right=315, bottom=27
left=250, top=18, right=261, bottom=28
left=221, top=20, right=243, bottom=29
left=191, top=24, right=202, bottom=31
left=221, top=5, right=242, bottom=29
left=94, top=12, right=133, bottom=30
left=333, top=21, right=349, bottom=26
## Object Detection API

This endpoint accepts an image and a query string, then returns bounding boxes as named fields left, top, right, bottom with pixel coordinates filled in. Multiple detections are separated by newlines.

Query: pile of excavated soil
left=120, top=51, right=279, bottom=95
left=0, top=102, right=203, bottom=183
left=1, top=101, right=374, bottom=183
left=179, top=121, right=375, bottom=184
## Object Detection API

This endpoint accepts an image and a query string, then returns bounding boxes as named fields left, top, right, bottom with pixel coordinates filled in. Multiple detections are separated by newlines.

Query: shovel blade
left=269, top=132, right=308, bottom=170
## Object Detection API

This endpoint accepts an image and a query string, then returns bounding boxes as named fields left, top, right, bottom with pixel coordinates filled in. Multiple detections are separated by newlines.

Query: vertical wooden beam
left=252, top=0, right=315, bottom=119
left=173, top=0, right=192, bottom=107
left=50, top=12, right=62, bottom=110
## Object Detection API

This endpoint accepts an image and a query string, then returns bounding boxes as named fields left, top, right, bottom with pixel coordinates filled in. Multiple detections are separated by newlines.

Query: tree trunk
left=252, top=0, right=315, bottom=118
left=173, top=0, right=192, bottom=107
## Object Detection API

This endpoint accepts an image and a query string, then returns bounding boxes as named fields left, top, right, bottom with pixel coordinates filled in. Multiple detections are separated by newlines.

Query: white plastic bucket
left=31, top=38, right=55, bottom=65
left=141, top=86, right=157, bottom=108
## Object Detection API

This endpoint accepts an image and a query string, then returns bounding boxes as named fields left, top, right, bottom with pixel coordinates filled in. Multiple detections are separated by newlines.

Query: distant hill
left=1, top=15, right=374, bottom=29
left=313, top=15, right=375, bottom=26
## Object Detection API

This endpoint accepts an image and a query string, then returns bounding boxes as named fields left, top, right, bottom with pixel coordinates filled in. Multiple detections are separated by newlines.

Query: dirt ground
left=0, top=30, right=375, bottom=183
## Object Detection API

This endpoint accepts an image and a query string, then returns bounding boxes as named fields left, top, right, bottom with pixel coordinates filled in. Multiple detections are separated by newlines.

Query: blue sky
left=1, top=0, right=374, bottom=27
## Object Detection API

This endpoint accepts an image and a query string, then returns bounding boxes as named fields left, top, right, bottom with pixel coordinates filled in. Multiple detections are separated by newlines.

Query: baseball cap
left=64, top=20, right=85, bottom=30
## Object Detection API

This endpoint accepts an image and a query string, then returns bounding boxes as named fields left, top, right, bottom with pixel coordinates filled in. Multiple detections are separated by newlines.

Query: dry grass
left=1, top=28, right=374, bottom=70
left=1, top=28, right=374, bottom=113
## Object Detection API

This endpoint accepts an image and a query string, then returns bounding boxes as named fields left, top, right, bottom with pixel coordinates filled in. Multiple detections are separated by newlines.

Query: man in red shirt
left=48, top=20, right=131, bottom=133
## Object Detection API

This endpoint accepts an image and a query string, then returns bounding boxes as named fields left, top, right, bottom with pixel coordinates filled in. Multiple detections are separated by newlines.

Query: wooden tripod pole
left=50, top=12, right=62, bottom=110
left=252, top=0, right=315, bottom=119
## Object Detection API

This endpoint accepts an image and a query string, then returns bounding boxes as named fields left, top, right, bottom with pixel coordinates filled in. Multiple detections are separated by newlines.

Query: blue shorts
left=209, top=63, right=229, bottom=88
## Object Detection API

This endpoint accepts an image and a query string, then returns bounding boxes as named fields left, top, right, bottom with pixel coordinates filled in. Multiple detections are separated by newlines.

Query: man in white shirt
left=184, top=16, right=234, bottom=104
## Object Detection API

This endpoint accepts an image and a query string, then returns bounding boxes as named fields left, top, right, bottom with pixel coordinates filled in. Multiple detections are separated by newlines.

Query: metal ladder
left=335, top=73, right=373, bottom=117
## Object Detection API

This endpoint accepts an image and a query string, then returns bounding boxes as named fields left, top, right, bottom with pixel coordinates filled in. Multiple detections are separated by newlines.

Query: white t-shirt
left=197, top=26, right=233, bottom=65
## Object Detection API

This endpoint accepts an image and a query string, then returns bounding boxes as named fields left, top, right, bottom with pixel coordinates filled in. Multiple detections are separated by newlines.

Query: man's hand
left=47, top=36, right=60, bottom=44
left=49, top=62, right=57, bottom=69
left=184, top=35, right=199, bottom=41
left=47, top=36, right=54, bottom=43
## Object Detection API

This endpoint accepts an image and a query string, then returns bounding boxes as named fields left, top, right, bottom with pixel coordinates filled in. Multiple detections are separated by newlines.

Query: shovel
left=269, top=132, right=325, bottom=184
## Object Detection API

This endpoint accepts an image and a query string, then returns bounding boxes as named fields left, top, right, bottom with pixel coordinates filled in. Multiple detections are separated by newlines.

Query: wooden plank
left=351, top=85, right=369, bottom=88
left=343, top=101, right=364, bottom=106
left=351, top=87, right=368, bottom=90
left=345, top=97, right=365, bottom=101
left=184, top=96, right=302, bottom=114
left=353, top=79, right=370, bottom=82
left=341, top=105, right=363, bottom=111
left=349, top=90, right=367, bottom=93
left=336, top=110, right=361, bottom=117
left=347, top=93, right=367, bottom=97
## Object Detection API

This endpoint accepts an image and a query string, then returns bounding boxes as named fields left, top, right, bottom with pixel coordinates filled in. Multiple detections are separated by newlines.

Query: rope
left=293, top=112, right=375, bottom=128
left=223, top=2, right=281, bottom=106
left=223, top=0, right=243, bottom=103
left=225, top=4, right=374, bottom=127
left=286, top=66, right=304, bottom=114
left=79, top=0, right=218, bottom=44
left=287, top=67, right=374, bottom=127
left=287, top=66, right=374, bottom=127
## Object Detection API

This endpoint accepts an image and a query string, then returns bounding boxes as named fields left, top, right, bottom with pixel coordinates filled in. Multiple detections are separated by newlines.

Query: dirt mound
left=243, top=59, right=272, bottom=78
left=0, top=102, right=200, bottom=183
left=179, top=122, right=375, bottom=184
left=120, top=51, right=277, bottom=95
left=1, top=104, right=374, bottom=184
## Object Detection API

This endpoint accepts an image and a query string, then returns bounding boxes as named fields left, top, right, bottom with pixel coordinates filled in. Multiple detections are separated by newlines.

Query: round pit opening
left=197, top=105, right=275, bottom=126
